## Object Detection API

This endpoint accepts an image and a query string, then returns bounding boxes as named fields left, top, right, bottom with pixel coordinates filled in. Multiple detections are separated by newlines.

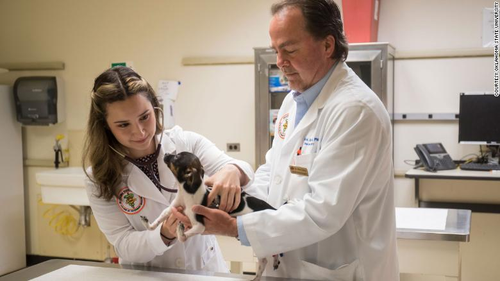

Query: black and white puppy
left=141, top=151, right=278, bottom=281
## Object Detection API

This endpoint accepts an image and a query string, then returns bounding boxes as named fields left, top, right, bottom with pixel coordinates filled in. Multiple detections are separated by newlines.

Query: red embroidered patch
left=116, top=187, right=146, bottom=215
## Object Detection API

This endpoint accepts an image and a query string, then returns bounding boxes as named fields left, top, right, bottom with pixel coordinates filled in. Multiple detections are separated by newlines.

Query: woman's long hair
left=83, top=66, right=162, bottom=201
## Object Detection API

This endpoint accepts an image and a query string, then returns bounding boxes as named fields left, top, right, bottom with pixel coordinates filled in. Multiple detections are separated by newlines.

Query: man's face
left=269, top=7, right=335, bottom=93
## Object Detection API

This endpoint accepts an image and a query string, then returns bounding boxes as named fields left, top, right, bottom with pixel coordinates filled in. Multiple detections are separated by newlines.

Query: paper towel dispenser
left=13, top=76, right=65, bottom=125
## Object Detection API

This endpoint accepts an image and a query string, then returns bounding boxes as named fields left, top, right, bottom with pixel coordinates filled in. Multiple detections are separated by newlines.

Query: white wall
left=0, top=86, right=26, bottom=274
left=380, top=0, right=491, bottom=51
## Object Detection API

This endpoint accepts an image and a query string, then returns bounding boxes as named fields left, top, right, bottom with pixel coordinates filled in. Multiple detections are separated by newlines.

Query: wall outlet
left=226, top=143, right=240, bottom=152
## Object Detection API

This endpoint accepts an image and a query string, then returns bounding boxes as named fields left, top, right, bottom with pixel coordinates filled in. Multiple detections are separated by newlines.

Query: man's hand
left=192, top=205, right=238, bottom=237
left=205, top=164, right=243, bottom=212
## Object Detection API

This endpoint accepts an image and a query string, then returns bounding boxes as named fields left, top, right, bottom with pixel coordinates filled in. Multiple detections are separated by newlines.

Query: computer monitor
left=458, top=92, right=500, bottom=145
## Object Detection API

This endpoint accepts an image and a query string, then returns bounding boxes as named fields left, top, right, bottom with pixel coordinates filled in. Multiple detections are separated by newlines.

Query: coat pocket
left=293, top=153, right=316, bottom=171
left=299, top=259, right=364, bottom=281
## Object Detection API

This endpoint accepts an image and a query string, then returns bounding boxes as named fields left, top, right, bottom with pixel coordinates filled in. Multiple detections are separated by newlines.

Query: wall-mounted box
left=14, top=76, right=65, bottom=126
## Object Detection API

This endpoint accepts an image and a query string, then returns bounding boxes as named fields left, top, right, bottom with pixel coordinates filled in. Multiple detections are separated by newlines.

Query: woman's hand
left=205, top=164, right=245, bottom=212
left=160, top=206, right=185, bottom=241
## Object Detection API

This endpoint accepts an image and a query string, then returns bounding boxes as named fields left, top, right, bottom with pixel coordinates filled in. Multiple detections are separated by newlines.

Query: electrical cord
left=403, top=160, right=423, bottom=169
left=39, top=198, right=80, bottom=236
left=406, top=154, right=479, bottom=169
left=404, top=160, right=418, bottom=166
left=460, top=153, right=479, bottom=161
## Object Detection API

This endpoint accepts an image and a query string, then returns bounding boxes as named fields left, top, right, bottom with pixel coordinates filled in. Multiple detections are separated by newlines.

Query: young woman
left=83, top=66, right=252, bottom=272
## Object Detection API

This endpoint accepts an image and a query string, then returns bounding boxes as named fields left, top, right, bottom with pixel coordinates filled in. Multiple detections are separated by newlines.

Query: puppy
left=141, top=151, right=278, bottom=281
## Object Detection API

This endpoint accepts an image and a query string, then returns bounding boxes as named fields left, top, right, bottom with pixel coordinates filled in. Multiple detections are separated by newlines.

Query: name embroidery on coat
left=116, top=187, right=146, bottom=215
left=303, top=137, right=320, bottom=149
left=278, top=113, right=289, bottom=139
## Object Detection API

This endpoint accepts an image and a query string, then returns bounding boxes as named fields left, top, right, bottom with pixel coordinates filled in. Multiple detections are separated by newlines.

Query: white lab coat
left=242, top=62, right=399, bottom=281
left=85, top=126, right=254, bottom=272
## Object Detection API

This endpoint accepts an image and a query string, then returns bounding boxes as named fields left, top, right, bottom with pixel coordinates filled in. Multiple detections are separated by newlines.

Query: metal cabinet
left=254, top=43, right=395, bottom=167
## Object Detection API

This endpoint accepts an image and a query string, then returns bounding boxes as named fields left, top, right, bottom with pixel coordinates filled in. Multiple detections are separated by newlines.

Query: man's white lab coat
left=242, top=62, right=399, bottom=281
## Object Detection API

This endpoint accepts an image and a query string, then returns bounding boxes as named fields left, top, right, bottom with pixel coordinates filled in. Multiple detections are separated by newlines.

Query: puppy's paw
left=273, top=260, right=280, bottom=270
left=175, top=222, right=187, bottom=242
left=176, top=222, right=185, bottom=236
left=178, top=234, right=187, bottom=242
left=272, top=255, right=280, bottom=270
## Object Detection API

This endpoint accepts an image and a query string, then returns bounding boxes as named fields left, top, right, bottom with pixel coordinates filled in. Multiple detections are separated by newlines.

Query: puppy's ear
left=184, top=168, right=197, bottom=185
left=183, top=169, right=192, bottom=181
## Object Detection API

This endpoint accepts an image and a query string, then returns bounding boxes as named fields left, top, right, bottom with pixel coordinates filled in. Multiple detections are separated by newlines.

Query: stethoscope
left=108, top=107, right=178, bottom=193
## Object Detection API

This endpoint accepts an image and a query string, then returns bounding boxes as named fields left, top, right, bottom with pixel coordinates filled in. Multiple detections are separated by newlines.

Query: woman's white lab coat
left=242, top=62, right=399, bottom=281
left=85, top=126, right=254, bottom=272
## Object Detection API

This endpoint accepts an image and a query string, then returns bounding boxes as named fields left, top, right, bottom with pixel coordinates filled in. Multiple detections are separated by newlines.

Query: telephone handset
left=414, top=143, right=456, bottom=172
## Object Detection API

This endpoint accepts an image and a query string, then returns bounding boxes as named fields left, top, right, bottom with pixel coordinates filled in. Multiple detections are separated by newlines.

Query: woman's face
left=105, top=93, right=157, bottom=159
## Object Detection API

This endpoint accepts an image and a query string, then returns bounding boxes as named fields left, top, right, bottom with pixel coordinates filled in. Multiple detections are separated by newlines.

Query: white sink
left=36, top=167, right=89, bottom=206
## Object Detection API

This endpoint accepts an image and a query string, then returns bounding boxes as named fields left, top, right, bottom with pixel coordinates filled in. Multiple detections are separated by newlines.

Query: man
left=178, top=0, right=399, bottom=280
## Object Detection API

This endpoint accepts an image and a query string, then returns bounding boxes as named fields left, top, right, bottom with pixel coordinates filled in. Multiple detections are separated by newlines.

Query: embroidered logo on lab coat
left=278, top=113, right=289, bottom=139
left=116, top=187, right=146, bottom=215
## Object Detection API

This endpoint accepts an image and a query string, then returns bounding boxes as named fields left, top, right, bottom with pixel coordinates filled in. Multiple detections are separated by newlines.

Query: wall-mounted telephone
left=414, top=143, right=456, bottom=172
